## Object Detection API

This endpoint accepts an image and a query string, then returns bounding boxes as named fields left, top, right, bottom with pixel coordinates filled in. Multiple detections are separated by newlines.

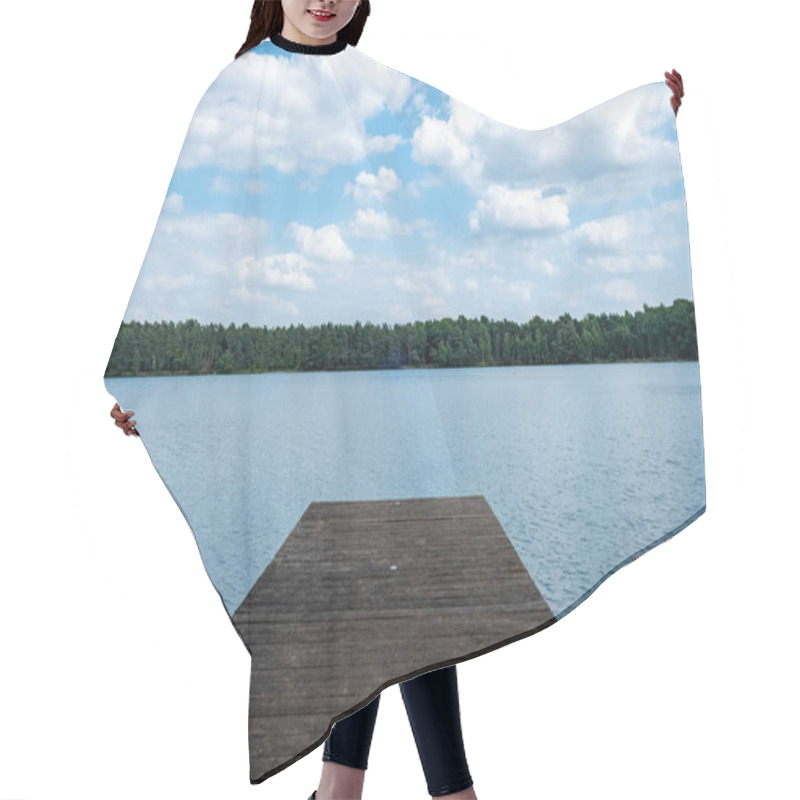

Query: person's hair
left=235, top=0, right=371, bottom=59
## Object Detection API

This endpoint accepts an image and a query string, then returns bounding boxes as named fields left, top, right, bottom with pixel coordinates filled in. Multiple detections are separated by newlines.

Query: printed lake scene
left=105, top=43, right=704, bottom=778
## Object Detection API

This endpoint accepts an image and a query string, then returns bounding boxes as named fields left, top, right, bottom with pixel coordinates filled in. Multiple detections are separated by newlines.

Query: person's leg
left=316, top=694, right=381, bottom=800
left=400, top=665, right=476, bottom=798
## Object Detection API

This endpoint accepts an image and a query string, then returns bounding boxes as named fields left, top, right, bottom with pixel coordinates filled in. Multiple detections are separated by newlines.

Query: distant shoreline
left=105, top=356, right=699, bottom=380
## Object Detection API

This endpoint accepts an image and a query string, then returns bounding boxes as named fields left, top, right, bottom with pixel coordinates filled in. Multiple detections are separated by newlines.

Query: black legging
left=323, top=664, right=474, bottom=797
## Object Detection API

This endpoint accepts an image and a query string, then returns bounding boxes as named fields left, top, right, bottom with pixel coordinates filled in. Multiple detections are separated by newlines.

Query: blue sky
left=122, top=40, right=692, bottom=328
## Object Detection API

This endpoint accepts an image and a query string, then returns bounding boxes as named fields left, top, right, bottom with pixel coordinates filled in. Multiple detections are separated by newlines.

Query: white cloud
left=429, top=244, right=500, bottom=273
left=364, top=134, right=404, bottom=154
left=410, top=89, right=434, bottom=117
left=393, top=268, right=455, bottom=318
left=469, top=184, right=570, bottom=232
left=237, top=252, right=316, bottom=291
left=140, top=273, right=195, bottom=292
left=176, top=50, right=412, bottom=175
left=569, top=205, right=678, bottom=274
left=287, top=222, right=354, bottom=262
left=230, top=285, right=300, bottom=317
left=343, top=167, right=402, bottom=203
left=330, top=48, right=415, bottom=116
left=348, top=208, right=415, bottom=239
left=540, top=259, right=559, bottom=276
left=163, top=193, right=184, bottom=215
left=408, top=82, right=678, bottom=205
left=411, top=113, right=484, bottom=183
left=585, top=253, right=668, bottom=274
left=145, top=210, right=271, bottom=279
left=574, top=215, right=635, bottom=250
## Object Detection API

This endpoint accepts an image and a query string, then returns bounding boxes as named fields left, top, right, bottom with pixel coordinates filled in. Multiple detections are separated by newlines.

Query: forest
left=105, top=299, right=698, bottom=377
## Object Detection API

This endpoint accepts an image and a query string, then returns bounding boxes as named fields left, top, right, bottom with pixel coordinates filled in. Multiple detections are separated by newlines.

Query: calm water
left=106, top=361, right=705, bottom=617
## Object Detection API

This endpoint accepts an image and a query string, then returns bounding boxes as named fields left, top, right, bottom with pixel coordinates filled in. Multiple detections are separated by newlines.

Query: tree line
left=104, top=299, right=698, bottom=377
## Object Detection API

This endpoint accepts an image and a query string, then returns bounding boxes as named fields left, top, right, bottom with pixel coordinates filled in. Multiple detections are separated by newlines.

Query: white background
left=1, top=1, right=797, bottom=798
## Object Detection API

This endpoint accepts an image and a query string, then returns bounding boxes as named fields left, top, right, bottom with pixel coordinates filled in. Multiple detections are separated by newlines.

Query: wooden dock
left=231, top=494, right=554, bottom=783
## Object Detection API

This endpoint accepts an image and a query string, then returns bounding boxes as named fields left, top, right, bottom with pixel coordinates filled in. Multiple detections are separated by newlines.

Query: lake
left=105, top=361, right=705, bottom=618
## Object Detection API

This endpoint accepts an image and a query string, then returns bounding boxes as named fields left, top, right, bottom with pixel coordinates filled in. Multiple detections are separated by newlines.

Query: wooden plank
left=231, top=494, right=554, bottom=783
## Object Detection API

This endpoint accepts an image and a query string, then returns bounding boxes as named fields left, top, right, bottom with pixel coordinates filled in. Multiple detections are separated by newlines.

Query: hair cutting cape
left=104, top=32, right=706, bottom=784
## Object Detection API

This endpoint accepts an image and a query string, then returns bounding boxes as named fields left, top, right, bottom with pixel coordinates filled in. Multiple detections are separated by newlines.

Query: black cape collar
left=269, top=31, right=348, bottom=55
